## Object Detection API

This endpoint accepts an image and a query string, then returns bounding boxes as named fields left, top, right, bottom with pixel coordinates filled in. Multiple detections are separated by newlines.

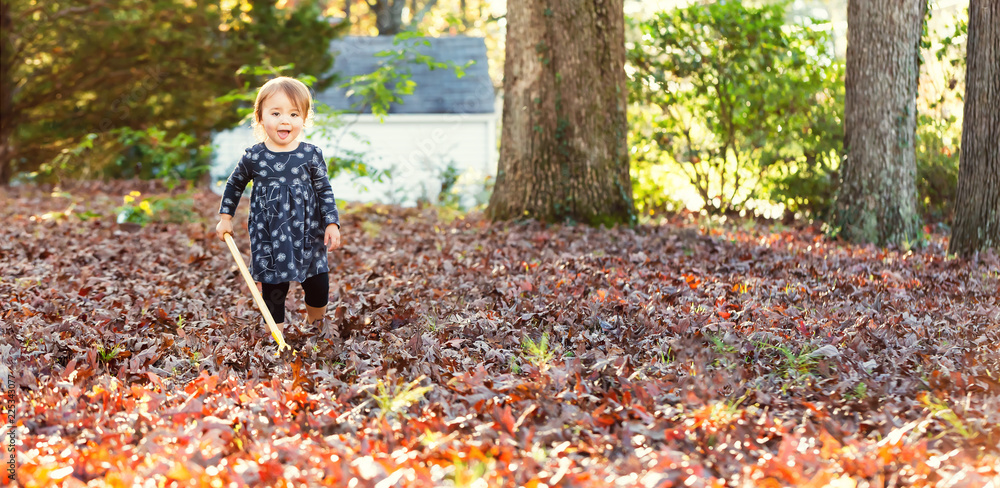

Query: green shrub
left=109, top=127, right=212, bottom=187
left=915, top=114, right=960, bottom=224
left=627, top=2, right=844, bottom=216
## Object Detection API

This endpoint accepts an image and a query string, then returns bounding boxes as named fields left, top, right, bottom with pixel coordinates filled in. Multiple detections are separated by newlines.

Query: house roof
left=317, top=36, right=496, bottom=115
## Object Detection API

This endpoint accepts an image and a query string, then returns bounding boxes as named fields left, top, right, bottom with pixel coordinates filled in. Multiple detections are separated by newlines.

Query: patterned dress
left=219, top=142, right=340, bottom=284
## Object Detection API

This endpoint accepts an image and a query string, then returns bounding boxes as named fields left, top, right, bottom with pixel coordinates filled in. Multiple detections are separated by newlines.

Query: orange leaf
left=494, top=404, right=516, bottom=435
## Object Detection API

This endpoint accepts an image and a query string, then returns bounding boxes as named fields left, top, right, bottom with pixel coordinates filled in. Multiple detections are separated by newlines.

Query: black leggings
left=260, top=272, right=329, bottom=323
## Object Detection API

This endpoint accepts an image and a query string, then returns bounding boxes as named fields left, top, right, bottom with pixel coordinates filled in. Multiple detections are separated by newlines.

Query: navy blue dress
left=219, top=142, right=340, bottom=284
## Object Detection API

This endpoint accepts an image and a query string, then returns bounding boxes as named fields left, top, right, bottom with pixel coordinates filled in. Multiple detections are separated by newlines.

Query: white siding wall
left=211, top=113, right=498, bottom=209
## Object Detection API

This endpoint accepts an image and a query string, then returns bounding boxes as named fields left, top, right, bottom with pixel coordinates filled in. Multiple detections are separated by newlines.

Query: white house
left=211, top=36, right=499, bottom=208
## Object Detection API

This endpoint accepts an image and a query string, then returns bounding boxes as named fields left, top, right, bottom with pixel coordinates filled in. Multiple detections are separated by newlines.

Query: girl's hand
left=216, top=217, right=234, bottom=241
left=325, top=224, right=341, bottom=251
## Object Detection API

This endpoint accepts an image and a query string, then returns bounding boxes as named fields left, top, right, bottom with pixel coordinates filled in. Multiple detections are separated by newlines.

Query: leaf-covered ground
left=2, top=182, right=999, bottom=487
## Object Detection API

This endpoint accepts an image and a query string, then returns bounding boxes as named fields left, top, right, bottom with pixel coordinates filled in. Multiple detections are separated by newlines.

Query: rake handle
left=223, top=233, right=289, bottom=351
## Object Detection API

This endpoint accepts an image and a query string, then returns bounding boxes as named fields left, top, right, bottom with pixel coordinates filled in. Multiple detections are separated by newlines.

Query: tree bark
left=950, top=0, right=1000, bottom=258
left=487, top=0, right=635, bottom=226
left=1, top=0, right=15, bottom=185
left=835, top=0, right=925, bottom=246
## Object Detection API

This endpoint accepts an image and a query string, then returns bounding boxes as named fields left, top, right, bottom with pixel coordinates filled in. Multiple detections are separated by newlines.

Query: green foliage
left=3, top=0, right=345, bottom=184
left=912, top=8, right=967, bottom=225
left=935, top=8, right=968, bottom=77
left=627, top=2, right=844, bottom=216
left=915, top=113, right=960, bottom=224
left=628, top=106, right=689, bottom=216
left=110, top=127, right=212, bottom=187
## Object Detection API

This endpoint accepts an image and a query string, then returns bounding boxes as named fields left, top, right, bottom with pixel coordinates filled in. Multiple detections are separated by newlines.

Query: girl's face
left=259, top=91, right=305, bottom=151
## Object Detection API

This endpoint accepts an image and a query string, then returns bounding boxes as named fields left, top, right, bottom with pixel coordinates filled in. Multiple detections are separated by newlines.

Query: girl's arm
left=217, top=151, right=254, bottom=240
left=219, top=151, right=254, bottom=217
left=308, top=146, right=340, bottom=230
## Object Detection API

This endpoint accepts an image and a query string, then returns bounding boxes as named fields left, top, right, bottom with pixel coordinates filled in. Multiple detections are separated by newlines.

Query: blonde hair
left=251, top=77, right=314, bottom=142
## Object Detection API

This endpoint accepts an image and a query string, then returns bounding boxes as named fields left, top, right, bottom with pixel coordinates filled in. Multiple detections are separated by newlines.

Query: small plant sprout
left=95, top=342, right=125, bottom=363
left=920, top=392, right=977, bottom=440
left=508, top=354, right=523, bottom=374
left=708, top=333, right=737, bottom=354
left=370, top=375, right=433, bottom=420
left=845, top=382, right=868, bottom=402
left=521, top=333, right=555, bottom=369
left=422, top=314, right=439, bottom=332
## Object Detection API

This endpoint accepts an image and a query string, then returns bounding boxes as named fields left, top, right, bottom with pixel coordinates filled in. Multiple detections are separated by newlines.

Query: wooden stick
left=223, top=233, right=290, bottom=352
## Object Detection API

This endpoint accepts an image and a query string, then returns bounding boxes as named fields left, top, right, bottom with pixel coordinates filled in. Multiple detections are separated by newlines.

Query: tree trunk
left=950, top=0, right=1000, bottom=258
left=0, top=0, right=15, bottom=185
left=487, top=0, right=635, bottom=226
left=372, top=0, right=406, bottom=35
left=835, top=0, right=925, bottom=246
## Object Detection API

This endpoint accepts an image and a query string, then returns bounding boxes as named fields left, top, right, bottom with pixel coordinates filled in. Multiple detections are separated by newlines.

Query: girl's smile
left=260, top=91, right=305, bottom=151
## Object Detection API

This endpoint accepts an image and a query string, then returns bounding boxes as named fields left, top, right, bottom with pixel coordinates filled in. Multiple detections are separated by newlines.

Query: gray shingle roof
left=317, top=36, right=496, bottom=114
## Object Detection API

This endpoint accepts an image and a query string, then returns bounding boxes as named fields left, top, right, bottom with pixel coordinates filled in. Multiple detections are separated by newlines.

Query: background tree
left=367, top=0, right=439, bottom=35
left=331, top=0, right=439, bottom=36
left=339, top=0, right=501, bottom=36
left=330, top=0, right=505, bottom=86
left=0, top=0, right=343, bottom=184
left=834, top=1, right=926, bottom=245
left=949, top=0, right=999, bottom=258
left=487, top=0, right=635, bottom=226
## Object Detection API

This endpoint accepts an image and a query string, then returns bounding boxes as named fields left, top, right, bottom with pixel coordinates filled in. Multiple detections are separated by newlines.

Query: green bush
left=912, top=8, right=966, bottom=225
left=109, top=127, right=212, bottom=187
left=627, top=2, right=844, bottom=216
left=915, top=114, right=960, bottom=224
left=628, top=105, right=689, bottom=216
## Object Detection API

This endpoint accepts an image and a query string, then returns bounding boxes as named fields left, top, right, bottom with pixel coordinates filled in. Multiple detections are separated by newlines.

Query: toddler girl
left=216, top=76, right=341, bottom=337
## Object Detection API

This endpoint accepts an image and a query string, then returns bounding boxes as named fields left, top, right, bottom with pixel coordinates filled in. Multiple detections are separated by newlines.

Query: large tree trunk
left=487, top=0, right=635, bottom=226
left=834, top=0, right=925, bottom=246
left=0, top=0, right=15, bottom=185
left=950, top=0, right=1000, bottom=258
